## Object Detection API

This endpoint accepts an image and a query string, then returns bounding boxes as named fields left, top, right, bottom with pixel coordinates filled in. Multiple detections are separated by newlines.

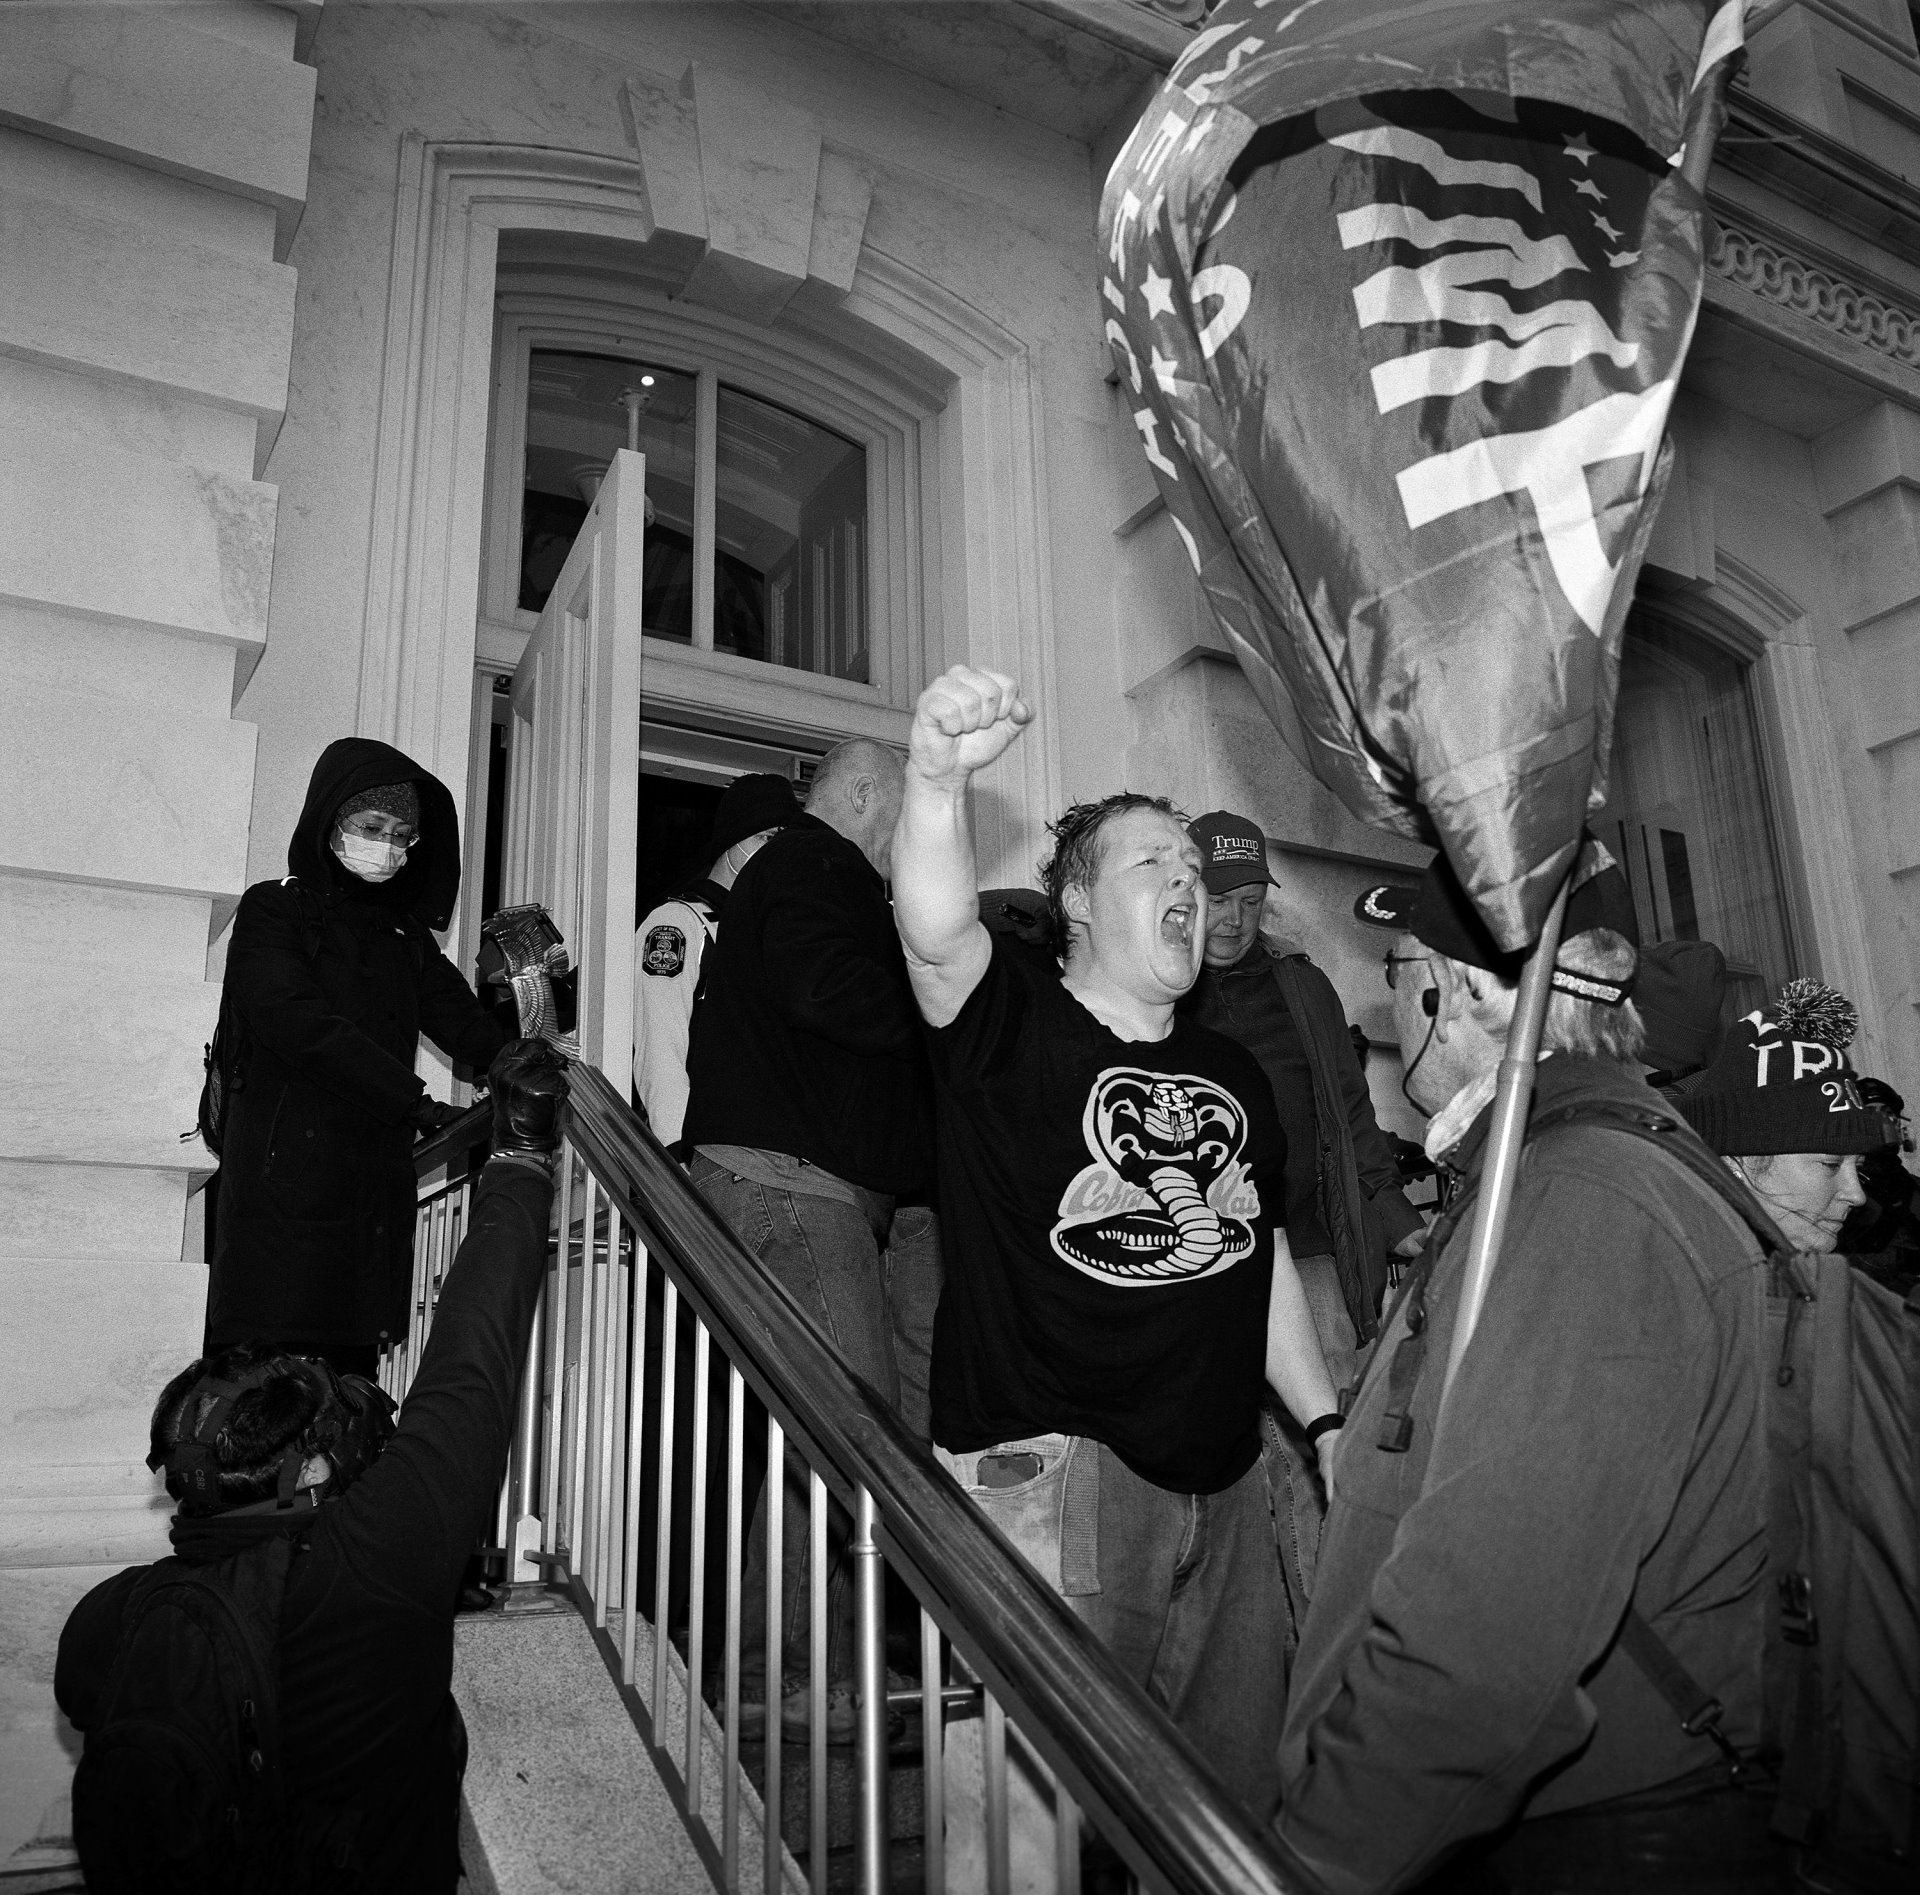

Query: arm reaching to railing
left=893, top=665, right=1033, bottom=1029
left=329, top=1039, right=567, bottom=1605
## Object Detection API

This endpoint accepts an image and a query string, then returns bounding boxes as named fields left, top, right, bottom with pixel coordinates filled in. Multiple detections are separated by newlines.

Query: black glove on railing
left=407, top=1096, right=468, bottom=1138
left=488, top=1037, right=569, bottom=1162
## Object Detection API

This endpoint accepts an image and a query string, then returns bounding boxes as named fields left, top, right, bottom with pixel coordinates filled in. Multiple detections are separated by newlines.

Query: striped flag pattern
left=1102, top=0, right=1744, bottom=950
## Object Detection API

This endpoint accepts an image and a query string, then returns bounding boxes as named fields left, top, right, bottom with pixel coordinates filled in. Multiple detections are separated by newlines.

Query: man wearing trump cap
left=1272, top=837, right=1778, bottom=1893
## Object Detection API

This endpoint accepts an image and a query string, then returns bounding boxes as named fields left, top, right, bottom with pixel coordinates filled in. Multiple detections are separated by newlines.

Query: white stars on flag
left=1150, top=349, right=1181, bottom=395
left=1336, top=110, right=1671, bottom=633
left=1142, top=268, right=1176, bottom=317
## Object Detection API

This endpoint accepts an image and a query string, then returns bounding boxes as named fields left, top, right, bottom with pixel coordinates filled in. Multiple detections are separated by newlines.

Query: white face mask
left=335, top=833, right=410, bottom=882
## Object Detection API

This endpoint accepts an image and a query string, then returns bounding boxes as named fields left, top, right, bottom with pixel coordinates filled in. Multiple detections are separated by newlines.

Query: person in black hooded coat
left=205, top=738, right=506, bottom=1376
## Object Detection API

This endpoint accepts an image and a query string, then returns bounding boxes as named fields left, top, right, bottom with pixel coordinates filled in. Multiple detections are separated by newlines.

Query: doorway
left=636, top=773, right=724, bottom=920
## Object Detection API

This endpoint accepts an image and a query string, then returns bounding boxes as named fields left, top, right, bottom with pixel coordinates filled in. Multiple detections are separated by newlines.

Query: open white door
left=500, top=448, right=644, bottom=1084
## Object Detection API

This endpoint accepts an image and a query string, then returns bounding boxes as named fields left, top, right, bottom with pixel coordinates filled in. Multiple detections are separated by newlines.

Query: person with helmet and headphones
left=57, top=1039, right=567, bottom=1894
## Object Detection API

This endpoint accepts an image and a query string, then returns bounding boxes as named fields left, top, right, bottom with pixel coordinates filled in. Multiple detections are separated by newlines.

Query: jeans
left=944, top=1433, right=1288, bottom=1817
left=691, top=1152, right=941, bottom=1688
left=1261, top=1253, right=1358, bottom=1646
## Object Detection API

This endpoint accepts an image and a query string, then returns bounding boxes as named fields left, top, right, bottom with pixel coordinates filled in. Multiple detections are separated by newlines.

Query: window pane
left=1598, top=607, right=1797, bottom=1016
left=713, top=386, right=868, bottom=681
left=522, top=351, right=697, bottom=633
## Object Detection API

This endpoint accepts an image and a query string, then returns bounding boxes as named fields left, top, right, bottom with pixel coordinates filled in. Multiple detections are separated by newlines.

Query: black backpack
left=1527, top=1097, right=1919, bottom=1883
left=72, top=1536, right=296, bottom=1893
left=70, top=1533, right=367, bottom=1894
left=185, top=880, right=327, bottom=1158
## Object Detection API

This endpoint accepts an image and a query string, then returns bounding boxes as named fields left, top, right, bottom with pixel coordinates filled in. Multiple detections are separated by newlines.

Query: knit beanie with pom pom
left=1675, top=978, right=1898, bottom=1157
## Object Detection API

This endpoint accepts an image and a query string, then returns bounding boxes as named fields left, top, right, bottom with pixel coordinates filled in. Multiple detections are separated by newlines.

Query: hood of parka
left=288, top=737, right=463, bottom=930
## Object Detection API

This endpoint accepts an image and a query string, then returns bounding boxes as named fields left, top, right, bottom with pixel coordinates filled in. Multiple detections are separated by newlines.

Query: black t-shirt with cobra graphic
left=927, top=936, right=1284, bottom=1494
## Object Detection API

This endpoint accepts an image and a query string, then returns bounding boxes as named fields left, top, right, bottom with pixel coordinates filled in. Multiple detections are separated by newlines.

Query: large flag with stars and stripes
left=1101, top=0, right=1744, bottom=950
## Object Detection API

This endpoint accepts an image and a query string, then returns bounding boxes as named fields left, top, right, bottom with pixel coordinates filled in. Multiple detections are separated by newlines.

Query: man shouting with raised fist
left=892, top=665, right=1337, bottom=1815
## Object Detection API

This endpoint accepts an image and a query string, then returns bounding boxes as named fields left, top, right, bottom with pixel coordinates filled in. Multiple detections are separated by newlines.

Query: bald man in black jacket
left=683, top=739, right=939, bottom=1734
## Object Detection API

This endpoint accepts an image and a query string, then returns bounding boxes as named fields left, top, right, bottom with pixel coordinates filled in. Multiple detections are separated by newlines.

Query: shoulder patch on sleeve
left=642, top=924, right=688, bottom=977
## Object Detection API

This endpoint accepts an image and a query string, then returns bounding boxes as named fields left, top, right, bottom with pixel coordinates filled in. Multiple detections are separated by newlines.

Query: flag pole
left=1433, top=39, right=1741, bottom=1423
left=1434, top=866, right=1573, bottom=1424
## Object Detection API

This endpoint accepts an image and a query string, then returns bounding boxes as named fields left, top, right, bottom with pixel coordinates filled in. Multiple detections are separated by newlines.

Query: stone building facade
left=2, top=0, right=1917, bottom=1862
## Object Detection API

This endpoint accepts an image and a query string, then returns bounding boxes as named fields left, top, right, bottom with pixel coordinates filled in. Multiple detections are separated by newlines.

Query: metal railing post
left=651, top=1275, right=679, bottom=1723
left=686, top=1318, right=713, bottom=1812
left=922, top=1608, right=946, bottom=1895
left=436, top=1064, right=1312, bottom=1895
left=722, top=1365, right=745, bottom=1891
left=763, top=1413, right=784, bottom=1895
left=854, top=1487, right=888, bottom=1895
left=504, top=1293, right=545, bottom=1582
left=808, top=1471, right=828, bottom=1892
left=984, top=1692, right=1010, bottom=1895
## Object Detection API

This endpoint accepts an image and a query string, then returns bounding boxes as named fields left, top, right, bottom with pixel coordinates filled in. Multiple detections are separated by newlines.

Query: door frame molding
left=360, top=134, right=1062, bottom=956
left=1639, top=556, right=1885, bottom=1069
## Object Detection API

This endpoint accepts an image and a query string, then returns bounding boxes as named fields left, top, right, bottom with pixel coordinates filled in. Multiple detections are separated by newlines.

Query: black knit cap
left=336, top=781, right=420, bottom=830
left=1676, top=981, right=1899, bottom=1157
left=1354, top=833, right=1640, bottom=1005
left=709, top=772, right=801, bottom=859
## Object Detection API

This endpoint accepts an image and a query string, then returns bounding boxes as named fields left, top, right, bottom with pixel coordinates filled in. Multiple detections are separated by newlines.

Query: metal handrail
left=409, top=1099, right=491, bottom=1175
left=558, top=1062, right=1303, bottom=1895
left=413, top=1065, right=1308, bottom=1895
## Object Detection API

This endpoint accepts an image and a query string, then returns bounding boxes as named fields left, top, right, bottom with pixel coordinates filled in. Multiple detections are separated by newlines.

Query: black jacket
left=683, top=812, right=933, bottom=1194
left=205, top=739, right=504, bottom=1351
left=59, top=1160, right=554, bottom=1895
left=1187, top=943, right=1422, bottom=1339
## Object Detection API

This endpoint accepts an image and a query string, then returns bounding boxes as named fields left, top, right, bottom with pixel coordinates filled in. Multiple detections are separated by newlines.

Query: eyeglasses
left=1383, top=952, right=1430, bottom=991
left=342, top=815, right=418, bottom=847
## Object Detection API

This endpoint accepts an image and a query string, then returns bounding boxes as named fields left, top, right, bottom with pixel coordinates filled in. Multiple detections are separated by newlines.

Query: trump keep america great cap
left=1354, top=834, right=1640, bottom=1006
left=1188, top=809, right=1277, bottom=895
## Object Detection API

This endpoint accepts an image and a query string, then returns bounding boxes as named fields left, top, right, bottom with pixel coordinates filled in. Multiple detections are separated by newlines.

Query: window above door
left=481, top=293, right=935, bottom=746
left=519, top=351, right=870, bottom=685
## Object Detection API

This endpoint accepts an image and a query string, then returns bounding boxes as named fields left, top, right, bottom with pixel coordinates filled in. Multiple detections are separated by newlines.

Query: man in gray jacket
left=1183, top=810, right=1423, bottom=1620
left=1273, top=840, right=1774, bottom=1895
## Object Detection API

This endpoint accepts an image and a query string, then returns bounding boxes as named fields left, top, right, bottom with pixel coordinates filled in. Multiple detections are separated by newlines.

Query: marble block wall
left=0, top=1, right=314, bottom=1864
left=1812, top=402, right=1920, bottom=1088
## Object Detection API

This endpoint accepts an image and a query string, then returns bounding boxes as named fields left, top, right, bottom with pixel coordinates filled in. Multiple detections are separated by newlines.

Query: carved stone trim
left=1709, top=218, right=1920, bottom=369
left=619, top=65, right=874, bottom=327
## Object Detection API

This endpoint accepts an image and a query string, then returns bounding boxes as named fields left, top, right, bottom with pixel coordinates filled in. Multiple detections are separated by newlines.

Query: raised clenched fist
left=908, top=665, right=1033, bottom=788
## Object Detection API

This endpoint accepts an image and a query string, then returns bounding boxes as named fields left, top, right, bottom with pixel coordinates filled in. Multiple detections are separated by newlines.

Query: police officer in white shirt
left=633, top=772, right=800, bottom=1149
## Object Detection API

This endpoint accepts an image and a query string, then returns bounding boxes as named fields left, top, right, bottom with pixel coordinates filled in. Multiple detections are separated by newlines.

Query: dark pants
left=1419, top=1770, right=1789, bottom=1894
left=690, top=1154, right=941, bottom=1688
left=946, top=1433, right=1288, bottom=1818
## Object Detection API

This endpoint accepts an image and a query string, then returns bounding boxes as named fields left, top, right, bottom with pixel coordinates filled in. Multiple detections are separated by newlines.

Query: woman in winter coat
left=205, top=738, right=507, bottom=1377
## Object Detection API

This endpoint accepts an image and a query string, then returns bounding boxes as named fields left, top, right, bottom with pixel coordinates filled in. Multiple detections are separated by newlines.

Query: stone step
left=455, top=1597, right=810, bottom=1895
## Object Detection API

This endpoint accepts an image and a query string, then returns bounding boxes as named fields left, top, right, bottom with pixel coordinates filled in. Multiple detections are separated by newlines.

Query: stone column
left=0, top=3, right=315, bottom=1864
left=1812, top=401, right=1920, bottom=1093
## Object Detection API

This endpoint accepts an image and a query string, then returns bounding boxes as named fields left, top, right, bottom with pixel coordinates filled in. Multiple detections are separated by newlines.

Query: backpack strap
left=1616, top=1606, right=1753, bottom=1779
left=1529, top=1094, right=1801, bottom=1786
left=1527, top=1094, right=1794, bottom=1262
